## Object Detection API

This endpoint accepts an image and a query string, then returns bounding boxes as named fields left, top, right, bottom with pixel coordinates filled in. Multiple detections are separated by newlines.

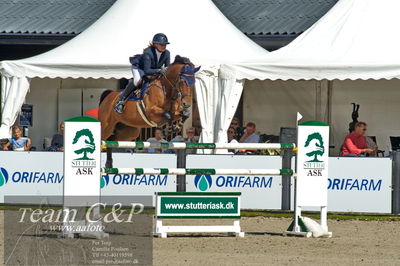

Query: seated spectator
left=227, top=127, right=238, bottom=154
left=239, top=122, right=260, bottom=143
left=228, top=127, right=238, bottom=144
left=184, top=127, right=197, bottom=142
left=3, top=126, right=31, bottom=151
left=341, top=122, right=375, bottom=157
left=47, top=122, right=64, bottom=151
left=230, top=117, right=243, bottom=140
left=184, top=127, right=198, bottom=154
left=238, top=122, right=260, bottom=154
left=0, top=138, right=9, bottom=150
left=146, top=128, right=167, bottom=153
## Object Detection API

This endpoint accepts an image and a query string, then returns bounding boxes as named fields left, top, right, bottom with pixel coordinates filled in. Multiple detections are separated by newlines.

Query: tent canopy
left=0, top=0, right=265, bottom=79
left=0, top=0, right=266, bottom=139
left=220, top=0, right=400, bottom=81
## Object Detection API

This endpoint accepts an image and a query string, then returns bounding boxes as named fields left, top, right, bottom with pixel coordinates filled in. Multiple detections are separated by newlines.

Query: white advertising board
left=0, top=151, right=63, bottom=204
left=0, top=151, right=176, bottom=205
left=327, top=157, right=392, bottom=213
left=294, top=157, right=392, bottom=213
left=186, top=155, right=287, bottom=209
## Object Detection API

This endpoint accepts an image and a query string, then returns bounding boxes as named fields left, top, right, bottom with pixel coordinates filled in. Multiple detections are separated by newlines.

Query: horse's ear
left=174, top=55, right=182, bottom=62
left=194, top=66, right=201, bottom=73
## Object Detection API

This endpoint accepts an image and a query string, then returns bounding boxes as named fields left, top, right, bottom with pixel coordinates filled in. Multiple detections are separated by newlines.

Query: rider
left=114, top=33, right=171, bottom=113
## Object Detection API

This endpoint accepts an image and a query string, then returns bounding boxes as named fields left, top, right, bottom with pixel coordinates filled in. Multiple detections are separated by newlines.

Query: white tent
left=217, top=0, right=400, bottom=153
left=220, top=0, right=400, bottom=80
left=0, top=0, right=267, bottom=141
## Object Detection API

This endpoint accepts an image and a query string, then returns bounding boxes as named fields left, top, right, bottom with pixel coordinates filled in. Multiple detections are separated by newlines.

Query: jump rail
left=102, top=141, right=296, bottom=150
left=64, top=116, right=330, bottom=239
left=102, top=168, right=294, bottom=176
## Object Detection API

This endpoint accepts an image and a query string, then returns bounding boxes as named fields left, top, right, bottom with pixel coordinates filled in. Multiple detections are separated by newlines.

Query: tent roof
left=0, top=0, right=114, bottom=35
left=0, top=0, right=337, bottom=37
left=213, top=0, right=338, bottom=36
left=0, top=0, right=266, bottom=79
left=220, top=0, right=400, bottom=81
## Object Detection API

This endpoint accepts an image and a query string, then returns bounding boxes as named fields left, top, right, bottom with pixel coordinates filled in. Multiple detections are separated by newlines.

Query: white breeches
left=132, top=68, right=142, bottom=87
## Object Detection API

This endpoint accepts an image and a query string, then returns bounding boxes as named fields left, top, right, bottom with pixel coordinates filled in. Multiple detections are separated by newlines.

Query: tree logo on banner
left=72, top=129, right=96, bottom=160
left=304, top=132, right=325, bottom=163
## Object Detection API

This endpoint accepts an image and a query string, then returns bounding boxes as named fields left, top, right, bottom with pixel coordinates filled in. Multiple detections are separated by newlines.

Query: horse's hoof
left=164, top=112, right=172, bottom=120
left=182, top=109, right=190, bottom=118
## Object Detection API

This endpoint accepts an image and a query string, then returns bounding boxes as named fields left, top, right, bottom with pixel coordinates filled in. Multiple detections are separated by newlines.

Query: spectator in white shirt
left=146, top=128, right=167, bottom=153
left=227, top=127, right=238, bottom=154
left=228, top=127, right=238, bottom=144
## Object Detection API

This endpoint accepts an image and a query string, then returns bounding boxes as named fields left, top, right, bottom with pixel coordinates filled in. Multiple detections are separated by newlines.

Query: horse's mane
left=172, top=55, right=194, bottom=67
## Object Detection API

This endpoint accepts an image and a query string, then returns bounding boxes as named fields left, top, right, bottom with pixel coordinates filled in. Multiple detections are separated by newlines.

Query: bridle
left=161, top=67, right=194, bottom=109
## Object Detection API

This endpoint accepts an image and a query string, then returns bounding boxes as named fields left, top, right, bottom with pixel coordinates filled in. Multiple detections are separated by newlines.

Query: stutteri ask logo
left=194, top=175, right=212, bottom=191
left=72, top=129, right=96, bottom=160
left=303, top=132, right=326, bottom=176
left=71, top=128, right=97, bottom=174
left=304, top=132, right=325, bottom=162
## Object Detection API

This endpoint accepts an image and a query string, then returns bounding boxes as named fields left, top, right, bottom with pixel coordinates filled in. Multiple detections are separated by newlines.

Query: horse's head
left=162, top=56, right=200, bottom=120
left=178, top=63, right=200, bottom=110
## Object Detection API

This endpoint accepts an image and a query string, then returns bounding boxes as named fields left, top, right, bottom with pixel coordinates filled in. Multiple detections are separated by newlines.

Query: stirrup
left=114, top=101, right=125, bottom=114
left=134, top=89, right=141, bottom=97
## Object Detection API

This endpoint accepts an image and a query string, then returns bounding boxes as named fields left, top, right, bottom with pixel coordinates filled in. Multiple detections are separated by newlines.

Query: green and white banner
left=156, top=192, right=241, bottom=218
left=296, top=121, right=329, bottom=207
left=64, top=116, right=101, bottom=201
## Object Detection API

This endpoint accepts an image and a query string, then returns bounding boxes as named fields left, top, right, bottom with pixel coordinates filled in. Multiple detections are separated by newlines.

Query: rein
left=161, top=69, right=193, bottom=101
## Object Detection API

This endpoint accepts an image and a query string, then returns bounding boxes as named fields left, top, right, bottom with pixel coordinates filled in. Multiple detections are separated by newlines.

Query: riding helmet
left=152, top=33, right=170, bottom=45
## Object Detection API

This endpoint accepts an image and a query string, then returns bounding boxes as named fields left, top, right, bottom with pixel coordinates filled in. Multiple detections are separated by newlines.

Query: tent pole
left=327, top=80, right=333, bottom=149
left=327, top=80, right=333, bottom=125
left=315, top=80, right=322, bottom=121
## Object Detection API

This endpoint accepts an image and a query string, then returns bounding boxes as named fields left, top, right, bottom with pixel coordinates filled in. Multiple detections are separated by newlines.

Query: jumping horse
left=98, top=55, right=200, bottom=167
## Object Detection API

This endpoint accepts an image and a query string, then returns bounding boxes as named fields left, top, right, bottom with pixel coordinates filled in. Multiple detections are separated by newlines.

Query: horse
left=98, top=56, right=199, bottom=167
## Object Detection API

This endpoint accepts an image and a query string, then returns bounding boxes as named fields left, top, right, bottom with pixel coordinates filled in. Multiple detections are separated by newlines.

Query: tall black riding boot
left=114, top=80, right=136, bottom=113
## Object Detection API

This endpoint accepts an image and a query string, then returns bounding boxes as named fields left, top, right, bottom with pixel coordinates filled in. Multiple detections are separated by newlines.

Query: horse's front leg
left=181, top=107, right=190, bottom=122
left=148, top=106, right=172, bottom=121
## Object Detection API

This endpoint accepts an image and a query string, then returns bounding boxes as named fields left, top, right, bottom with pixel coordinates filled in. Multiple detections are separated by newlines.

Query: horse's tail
left=99, top=90, right=113, bottom=105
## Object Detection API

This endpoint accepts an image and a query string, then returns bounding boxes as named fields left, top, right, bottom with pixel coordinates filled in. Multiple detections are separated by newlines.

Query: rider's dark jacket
left=130, top=46, right=170, bottom=76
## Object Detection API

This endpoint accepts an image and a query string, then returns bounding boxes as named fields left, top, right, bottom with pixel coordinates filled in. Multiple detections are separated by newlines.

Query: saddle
left=129, top=80, right=150, bottom=101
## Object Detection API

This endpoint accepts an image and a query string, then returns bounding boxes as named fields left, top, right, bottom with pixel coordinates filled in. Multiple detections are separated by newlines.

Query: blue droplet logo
left=0, top=168, right=9, bottom=187
left=100, top=175, right=109, bottom=189
left=194, top=175, right=212, bottom=191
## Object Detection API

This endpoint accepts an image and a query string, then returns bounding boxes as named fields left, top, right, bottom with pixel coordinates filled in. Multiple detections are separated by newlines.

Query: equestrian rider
left=114, top=33, right=171, bottom=113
